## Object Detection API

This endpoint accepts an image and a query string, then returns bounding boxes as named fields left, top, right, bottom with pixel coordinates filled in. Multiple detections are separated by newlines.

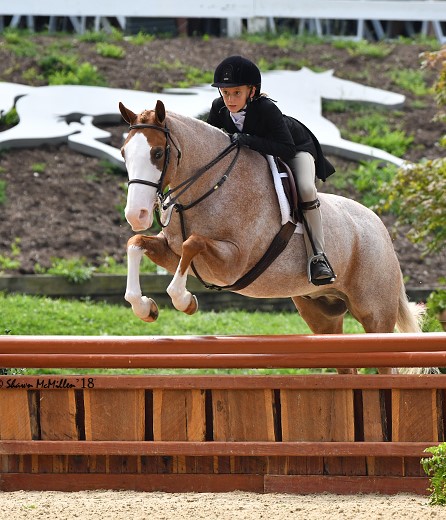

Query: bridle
left=126, top=122, right=240, bottom=222
left=127, top=123, right=181, bottom=196
left=125, top=121, right=296, bottom=293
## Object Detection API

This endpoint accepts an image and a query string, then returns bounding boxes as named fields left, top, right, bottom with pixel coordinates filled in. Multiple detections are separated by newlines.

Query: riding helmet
left=212, top=56, right=261, bottom=94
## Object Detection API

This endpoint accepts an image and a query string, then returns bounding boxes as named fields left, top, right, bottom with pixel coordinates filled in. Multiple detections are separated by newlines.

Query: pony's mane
left=166, top=110, right=228, bottom=140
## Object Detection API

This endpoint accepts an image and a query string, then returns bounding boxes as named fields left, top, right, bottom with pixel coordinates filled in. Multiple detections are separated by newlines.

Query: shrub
left=4, top=29, right=37, bottom=57
left=345, top=112, right=414, bottom=157
left=426, top=289, right=446, bottom=316
left=49, top=62, right=105, bottom=86
left=129, top=31, right=156, bottom=45
left=389, top=69, right=431, bottom=96
left=0, top=179, right=6, bottom=205
left=96, top=42, right=125, bottom=59
left=377, top=48, right=445, bottom=257
left=0, top=238, right=21, bottom=272
left=0, top=107, right=19, bottom=127
left=422, top=443, right=446, bottom=505
left=378, top=158, right=446, bottom=254
left=347, top=161, right=398, bottom=208
left=421, top=47, right=446, bottom=117
left=38, top=54, right=105, bottom=86
left=36, top=257, right=95, bottom=284
left=332, top=39, right=393, bottom=58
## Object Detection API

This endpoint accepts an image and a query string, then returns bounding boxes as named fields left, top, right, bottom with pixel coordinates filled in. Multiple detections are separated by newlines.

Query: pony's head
left=119, top=100, right=169, bottom=231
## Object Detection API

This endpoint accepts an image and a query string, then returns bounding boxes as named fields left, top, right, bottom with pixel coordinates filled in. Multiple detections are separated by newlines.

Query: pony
left=119, top=100, right=423, bottom=375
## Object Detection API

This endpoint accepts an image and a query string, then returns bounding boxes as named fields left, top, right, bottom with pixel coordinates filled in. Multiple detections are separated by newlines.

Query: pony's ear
left=155, top=100, right=166, bottom=125
left=119, top=102, right=137, bottom=125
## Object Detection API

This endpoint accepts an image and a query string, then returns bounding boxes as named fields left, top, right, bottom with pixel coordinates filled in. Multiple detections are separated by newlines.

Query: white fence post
left=226, top=18, right=243, bottom=38
left=1, top=1, right=445, bottom=41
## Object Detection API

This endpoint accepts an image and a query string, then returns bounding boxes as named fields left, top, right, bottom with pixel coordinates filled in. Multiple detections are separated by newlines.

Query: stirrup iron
left=307, top=252, right=336, bottom=286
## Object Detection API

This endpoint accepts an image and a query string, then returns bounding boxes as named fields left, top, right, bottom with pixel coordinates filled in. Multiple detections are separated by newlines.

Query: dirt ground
left=1, top=490, right=445, bottom=519
left=0, top=35, right=444, bottom=287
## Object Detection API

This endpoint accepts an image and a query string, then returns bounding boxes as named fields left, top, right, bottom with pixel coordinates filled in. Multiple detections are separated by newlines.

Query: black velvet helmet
left=212, top=56, right=261, bottom=94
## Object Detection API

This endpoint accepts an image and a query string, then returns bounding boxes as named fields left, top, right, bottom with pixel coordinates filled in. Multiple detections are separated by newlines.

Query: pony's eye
left=153, top=148, right=164, bottom=161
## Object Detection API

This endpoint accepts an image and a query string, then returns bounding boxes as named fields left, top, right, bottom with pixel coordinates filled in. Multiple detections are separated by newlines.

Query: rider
left=207, top=55, right=336, bottom=286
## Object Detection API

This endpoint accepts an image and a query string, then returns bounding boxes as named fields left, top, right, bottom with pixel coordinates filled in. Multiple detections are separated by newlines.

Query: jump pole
left=0, top=333, right=445, bottom=494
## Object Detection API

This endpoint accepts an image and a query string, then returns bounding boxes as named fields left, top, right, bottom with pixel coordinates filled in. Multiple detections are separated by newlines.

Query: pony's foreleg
left=167, top=233, right=240, bottom=314
left=166, top=235, right=205, bottom=315
left=125, top=240, right=159, bottom=322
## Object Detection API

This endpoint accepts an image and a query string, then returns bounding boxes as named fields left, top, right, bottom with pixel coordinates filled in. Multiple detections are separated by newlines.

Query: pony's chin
left=131, top=222, right=152, bottom=232
left=126, top=214, right=154, bottom=232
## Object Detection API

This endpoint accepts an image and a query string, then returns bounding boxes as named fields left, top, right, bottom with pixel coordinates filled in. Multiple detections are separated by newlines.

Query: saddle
left=273, top=157, right=300, bottom=223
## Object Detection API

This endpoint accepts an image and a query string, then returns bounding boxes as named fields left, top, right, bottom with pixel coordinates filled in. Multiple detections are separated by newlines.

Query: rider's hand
left=230, top=133, right=249, bottom=147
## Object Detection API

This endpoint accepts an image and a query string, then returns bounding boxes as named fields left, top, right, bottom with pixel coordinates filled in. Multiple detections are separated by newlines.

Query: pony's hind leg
left=292, top=295, right=357, bottom=374
left=345, top=290, right=400, bottom=374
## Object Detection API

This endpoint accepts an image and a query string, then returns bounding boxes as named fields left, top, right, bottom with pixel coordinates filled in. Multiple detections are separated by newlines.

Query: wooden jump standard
left=0, top=333, right=445, bottom=494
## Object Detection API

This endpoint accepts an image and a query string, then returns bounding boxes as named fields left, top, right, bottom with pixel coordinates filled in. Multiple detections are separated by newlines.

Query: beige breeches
left=288, top=151, right=325, bottom=256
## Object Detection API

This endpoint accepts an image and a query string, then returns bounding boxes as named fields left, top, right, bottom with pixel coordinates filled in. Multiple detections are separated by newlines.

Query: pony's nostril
left=139, top=209, right=149, bottom=222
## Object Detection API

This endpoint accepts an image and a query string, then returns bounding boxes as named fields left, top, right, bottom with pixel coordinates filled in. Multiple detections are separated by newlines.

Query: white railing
left=1, top=0, right=445, bottom=41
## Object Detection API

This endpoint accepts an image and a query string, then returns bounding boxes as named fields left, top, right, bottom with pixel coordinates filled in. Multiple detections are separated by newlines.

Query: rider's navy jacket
left=207, top=96, right=335, bottom=181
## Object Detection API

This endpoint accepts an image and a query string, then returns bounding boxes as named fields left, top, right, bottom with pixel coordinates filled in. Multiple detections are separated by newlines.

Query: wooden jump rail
left=1, top=333, right=446, bottom=494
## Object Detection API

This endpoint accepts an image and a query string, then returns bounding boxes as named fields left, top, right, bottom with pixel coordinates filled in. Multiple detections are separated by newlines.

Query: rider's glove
left=230, top=133, right=249, bottom=147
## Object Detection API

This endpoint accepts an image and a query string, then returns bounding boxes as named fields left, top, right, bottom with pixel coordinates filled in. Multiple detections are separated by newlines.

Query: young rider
left=206, top=55, right=336, bottom=286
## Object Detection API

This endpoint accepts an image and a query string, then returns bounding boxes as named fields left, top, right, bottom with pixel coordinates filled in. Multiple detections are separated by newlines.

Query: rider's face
left=220, top=85, right=254, bottom=113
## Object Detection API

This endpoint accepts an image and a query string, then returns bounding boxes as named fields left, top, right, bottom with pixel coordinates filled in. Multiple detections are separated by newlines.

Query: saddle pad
left=266, top=155, right=303, bottom=234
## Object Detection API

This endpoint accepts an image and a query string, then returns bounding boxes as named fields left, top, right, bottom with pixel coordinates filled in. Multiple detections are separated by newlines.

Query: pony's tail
left=396, top=279, right=440, bottom=374
left=396, top=282, right=423, bottom=333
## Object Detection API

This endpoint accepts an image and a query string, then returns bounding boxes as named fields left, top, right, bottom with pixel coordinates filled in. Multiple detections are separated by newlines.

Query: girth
left=183, top=215, right=297, bottom=292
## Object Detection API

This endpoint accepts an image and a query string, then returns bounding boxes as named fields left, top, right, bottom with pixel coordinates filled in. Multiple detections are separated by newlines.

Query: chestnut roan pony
left=119, top=100, right=422, bottom=374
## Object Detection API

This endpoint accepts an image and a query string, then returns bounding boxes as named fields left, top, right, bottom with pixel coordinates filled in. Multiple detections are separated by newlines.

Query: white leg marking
left=125, top=245, right=153, bottom=319
left=166, top=262, right=195, bottom=312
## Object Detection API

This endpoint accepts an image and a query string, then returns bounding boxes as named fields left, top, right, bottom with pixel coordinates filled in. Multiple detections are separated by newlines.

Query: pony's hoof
left=141, top=298, right=159, bottom=322
left=184, top=295, right=198, bottom=315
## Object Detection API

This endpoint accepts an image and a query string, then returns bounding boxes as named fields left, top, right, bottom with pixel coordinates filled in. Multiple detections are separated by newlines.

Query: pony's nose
left=125, top=207, right=152, bottom=231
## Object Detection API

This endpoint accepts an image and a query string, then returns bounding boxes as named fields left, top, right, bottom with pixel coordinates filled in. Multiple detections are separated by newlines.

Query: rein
left=127, top=122, right=296, bottom=292
left=127, top=122, right=239, bottom=215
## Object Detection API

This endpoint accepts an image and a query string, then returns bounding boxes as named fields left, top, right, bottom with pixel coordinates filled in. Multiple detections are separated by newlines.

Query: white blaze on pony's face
left=122, top=132, right=159, bottom=231
left=119, top=101, right=168, bottom=232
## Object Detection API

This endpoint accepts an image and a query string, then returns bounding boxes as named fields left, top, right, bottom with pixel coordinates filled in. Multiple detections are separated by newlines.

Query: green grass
left=128, top=31, right=156, bottom=45
left=0, top=179, right=6, bottom=205
left=389, top=68, right=431, bottom=96
left=96, top=42, right=125, bottom=59
left=0, top=239, right=21, bottom=272
left=0, top=107, right=19, bottom=127
left=344, top=111, right=414, bottom=157
left=0, top=293, right=367, bottom=375
left=332, top=39, right=393, bottom=58
left=330, top=160, right=398, bottom=208
left=0, top=292, right=366, bottom=337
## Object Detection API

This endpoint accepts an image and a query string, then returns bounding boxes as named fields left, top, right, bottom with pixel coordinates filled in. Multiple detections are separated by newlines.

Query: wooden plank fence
left=0, top=333, right=445, bottom=494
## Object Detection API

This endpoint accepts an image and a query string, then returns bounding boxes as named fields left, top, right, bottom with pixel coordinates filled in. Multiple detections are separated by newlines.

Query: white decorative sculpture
left=0, top=68, right=406, bottom=168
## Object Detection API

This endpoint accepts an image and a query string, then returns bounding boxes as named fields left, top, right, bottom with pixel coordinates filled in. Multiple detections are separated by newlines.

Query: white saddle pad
left=266, top=155, right=303, bottom=234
